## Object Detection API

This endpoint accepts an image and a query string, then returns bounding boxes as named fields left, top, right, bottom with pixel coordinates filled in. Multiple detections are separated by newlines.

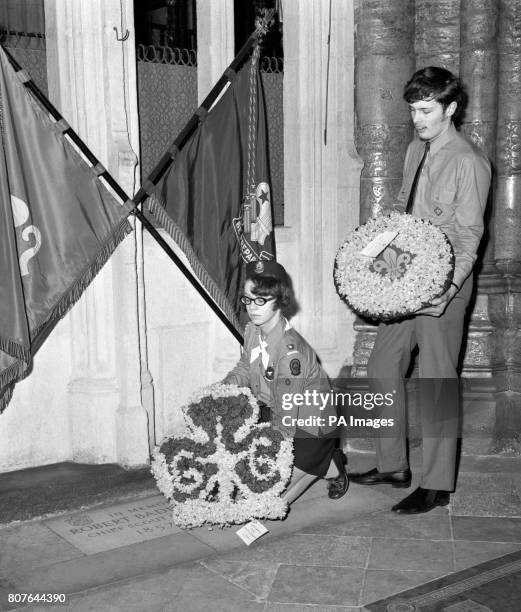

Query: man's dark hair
left=245, top=273, right=292, bottom=310
left=403, top=66, right=467, bottom=126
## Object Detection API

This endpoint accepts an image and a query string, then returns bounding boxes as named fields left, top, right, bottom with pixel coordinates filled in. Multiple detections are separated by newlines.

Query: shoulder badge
left=290, top=358, right=301, bottom=376
left=264, top=366, right=274, bottom=381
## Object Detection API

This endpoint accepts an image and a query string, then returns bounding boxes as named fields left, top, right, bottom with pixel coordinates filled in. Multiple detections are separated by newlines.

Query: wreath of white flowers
left=151, top=383, right=294, bottom=528
left=334, top=212, right=454, bottom=321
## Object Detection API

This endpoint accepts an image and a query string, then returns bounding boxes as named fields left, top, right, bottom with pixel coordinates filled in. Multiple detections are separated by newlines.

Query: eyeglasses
left=240, top=295, right=275, bottom=306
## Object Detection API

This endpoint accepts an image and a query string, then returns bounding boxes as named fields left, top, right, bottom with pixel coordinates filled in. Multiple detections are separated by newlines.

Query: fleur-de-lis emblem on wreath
left=151, top=385, right=293, bottom=527
left=370, top=245, right=414, bottom=280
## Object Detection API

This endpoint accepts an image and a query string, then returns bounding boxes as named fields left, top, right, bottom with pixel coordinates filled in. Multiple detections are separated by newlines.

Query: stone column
left=195, top=0, right=240, bottom=378
left=351, top=0, right=414, bottom=377
left=281, top=0, right=362, bottom=376
left=44, top=0, right=149, bottom=465
left=196, top=0, right=234, bottom=103
left=489, top=0, right=521, bottom=450
left=459, top=0, right=500, bottom=421
left=415, top=0, right=461, bottom=73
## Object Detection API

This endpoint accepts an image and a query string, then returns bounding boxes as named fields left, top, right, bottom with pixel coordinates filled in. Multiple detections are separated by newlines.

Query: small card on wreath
left=236, top=520, right=269, bottom=546
left=360, top=230, right=398, bottom=258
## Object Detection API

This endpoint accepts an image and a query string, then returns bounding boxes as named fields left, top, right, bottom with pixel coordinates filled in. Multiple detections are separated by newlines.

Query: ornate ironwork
left=0, top=30, right=45, bottom=49
left=136, top=44, right=197, bottom=66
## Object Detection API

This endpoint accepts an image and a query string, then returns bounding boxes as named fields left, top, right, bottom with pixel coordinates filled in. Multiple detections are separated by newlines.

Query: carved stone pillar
left=457, top=0, right=500, bottom=453
left=195, top=0, right=240, bottom=379
left=355, top=0, right=414, bottom=222
left=351, top=0, right=414, bottom=377
left=45, top=0, right=149, bottom=465
left=281, top=0, right=361, bottom=375
left=415, top=0, right=461, bottom=73
left=489, top=0, right=521, bottom=451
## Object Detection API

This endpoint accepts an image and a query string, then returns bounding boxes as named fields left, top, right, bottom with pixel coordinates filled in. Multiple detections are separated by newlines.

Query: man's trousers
left=367, top=278, right=472, bottom=491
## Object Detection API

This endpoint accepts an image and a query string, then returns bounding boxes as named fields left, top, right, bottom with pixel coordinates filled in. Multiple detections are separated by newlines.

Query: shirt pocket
left=428, top=186, right=456, bottom=223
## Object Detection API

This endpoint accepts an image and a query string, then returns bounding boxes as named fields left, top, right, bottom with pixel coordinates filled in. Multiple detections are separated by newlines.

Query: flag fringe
left=0, top=336, right=30, bottom=363
left=0, top=358, right=27, bottom=390
left=0, top=383, right=14, bottom=414
left=31, top=218, right=133, bottom=343
left=146, top=196, right=243, bottom=334
left=0, top=201, right=131, bottom=415
left=0, top=358, right=27, bottom=409
left=0, top=218, right=131, bottom=413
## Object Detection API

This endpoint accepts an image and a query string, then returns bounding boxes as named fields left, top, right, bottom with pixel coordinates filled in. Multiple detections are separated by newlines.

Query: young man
left=349, top=67, right=491, bottom=513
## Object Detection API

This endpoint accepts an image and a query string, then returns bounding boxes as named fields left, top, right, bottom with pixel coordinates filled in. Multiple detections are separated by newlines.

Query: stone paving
left=1, top=452, right=521, bottom=611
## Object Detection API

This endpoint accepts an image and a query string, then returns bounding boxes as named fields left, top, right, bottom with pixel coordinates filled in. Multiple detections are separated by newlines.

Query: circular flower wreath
left=334, top=212, right=454, bottom=321
left=151, top=384, right=293, bottom=528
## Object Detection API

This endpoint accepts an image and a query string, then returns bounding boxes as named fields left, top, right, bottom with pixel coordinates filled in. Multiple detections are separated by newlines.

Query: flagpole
left=1, top=12, right=274, bottom=347
left=4, top=17, right=273, bottom=347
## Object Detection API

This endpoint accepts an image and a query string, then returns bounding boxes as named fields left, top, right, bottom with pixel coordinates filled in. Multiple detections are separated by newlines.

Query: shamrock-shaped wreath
left=151, top=384, right=293, bottom=528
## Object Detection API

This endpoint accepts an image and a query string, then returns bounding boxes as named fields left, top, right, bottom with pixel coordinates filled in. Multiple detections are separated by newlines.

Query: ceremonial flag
left=146, top=48, right=275, bottom=333
left=0, top=46, right=133, bottom=412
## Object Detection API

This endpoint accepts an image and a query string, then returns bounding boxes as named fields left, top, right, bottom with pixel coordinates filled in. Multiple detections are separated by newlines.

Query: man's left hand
left=415, top=285, right=458, bottom=317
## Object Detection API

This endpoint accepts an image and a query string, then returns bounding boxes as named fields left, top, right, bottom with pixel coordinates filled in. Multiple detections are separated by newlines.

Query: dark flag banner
left=146, top=45, right=275, bottom=334
left=0, top=46, right=133, bottom=412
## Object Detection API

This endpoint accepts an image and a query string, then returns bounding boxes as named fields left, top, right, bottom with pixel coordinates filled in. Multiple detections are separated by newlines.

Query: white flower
left=151, top=384, right=294, bottom=529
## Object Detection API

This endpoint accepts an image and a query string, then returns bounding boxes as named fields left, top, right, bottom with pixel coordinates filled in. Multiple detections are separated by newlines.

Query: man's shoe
left=327, top=448, right=349, bottom=499
left=349, top=467, right=411, bottom=488
left=392, top=487, right=450, bottom=514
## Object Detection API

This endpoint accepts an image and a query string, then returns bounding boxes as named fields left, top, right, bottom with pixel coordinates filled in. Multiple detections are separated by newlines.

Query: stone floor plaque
left=44, top=494, right=181, bottom=554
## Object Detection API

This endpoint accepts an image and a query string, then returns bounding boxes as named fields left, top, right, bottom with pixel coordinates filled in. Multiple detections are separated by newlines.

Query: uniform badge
left=287, top=344, right=294, bottom=350
left=264, top=366, right=274, bottom=381
left=290, top=359, right=301, bottom=376
left=255, top=261, right=264, bottom=273
left=434, top=206, right=443, bottom=216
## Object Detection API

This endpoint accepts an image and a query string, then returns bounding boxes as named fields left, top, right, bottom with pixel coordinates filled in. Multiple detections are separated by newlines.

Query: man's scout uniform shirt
left=398, top=123, right=491, bottom=289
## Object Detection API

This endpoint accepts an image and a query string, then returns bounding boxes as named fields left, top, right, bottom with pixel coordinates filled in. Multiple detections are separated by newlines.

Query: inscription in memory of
left=45, top=495, right=180, bottom=554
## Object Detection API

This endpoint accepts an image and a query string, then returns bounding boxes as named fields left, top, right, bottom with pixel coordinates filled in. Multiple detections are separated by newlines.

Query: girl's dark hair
left=245, top=273, right=292, bottom=310
left=403, top=66, right=467, bottom=127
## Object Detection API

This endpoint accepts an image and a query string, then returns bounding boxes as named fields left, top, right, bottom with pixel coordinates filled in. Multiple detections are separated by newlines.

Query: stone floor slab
left=361, top=568, right=444, bottom=604
left=0, top=522, right=82, bottom=574
left=368, top=538, right=454, bottom=573
left=452, top=515, right=521, bottom=542
left=219, top=533, right=371, bottom=568
left=44, top=495, right=179, bottom=554
left=453, top=539, right=521, bottom=571
left=302, top=509, right=451, bottom=541
left=451, top=474, right=521, bottom=517
left=199, top=559, right=278, bottom=599
left=11, top=563, right=265, bottom=612
left=7, top=532, right=214, bottom=597
left=268, top=564, right=364, bottom=607
left=265, top=603, right=362, bottom=611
